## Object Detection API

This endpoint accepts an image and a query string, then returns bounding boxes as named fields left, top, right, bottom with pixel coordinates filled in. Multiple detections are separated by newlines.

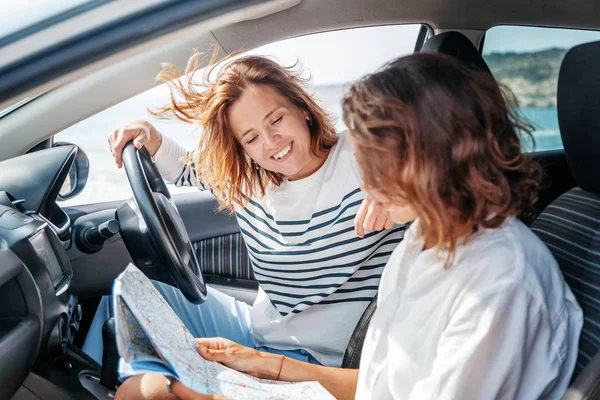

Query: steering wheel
left=121, top=141, right=207, bottom=304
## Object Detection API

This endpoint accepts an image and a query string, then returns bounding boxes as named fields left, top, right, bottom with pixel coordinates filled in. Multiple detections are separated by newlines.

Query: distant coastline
left=484, top=47, right=567, bottom=108
left=313, top=47, right=568, bottom=109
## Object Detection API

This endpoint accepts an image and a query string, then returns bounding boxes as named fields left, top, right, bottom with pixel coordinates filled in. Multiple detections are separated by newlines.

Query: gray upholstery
left=531, top=41, right=600, bottom=400
left=193, top=233, right=254, bottom=280
left=531, top=188, right=600, bottom=380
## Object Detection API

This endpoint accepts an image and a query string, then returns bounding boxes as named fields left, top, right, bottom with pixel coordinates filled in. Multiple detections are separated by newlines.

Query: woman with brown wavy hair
left=345, top=53, right=583, bottom=399
left=93, top=52, right=405, bottom=399
left=147, top=53, right=583, bottom=400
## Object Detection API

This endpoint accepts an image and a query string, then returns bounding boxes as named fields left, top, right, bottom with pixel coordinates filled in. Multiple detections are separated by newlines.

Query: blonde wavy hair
left=152, top=49, right=338, bottom=212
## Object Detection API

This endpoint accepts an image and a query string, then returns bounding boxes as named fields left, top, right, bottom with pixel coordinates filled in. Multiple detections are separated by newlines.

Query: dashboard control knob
left=79, top=219, right=120, bottom=252
left=74, top=304, right=83, bottom=322
left=48, top=314, right=68, bottom=354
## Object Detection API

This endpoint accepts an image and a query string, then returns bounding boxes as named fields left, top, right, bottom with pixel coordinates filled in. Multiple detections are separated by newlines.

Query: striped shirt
left=153, top=131, right=405, bottom=366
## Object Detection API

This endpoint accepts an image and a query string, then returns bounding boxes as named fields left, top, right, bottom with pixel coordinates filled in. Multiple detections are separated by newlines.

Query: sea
left=519, top=107, right=563, bottom=151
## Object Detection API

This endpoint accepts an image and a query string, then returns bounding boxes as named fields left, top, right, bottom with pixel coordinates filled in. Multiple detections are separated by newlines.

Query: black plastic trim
left=0, top=249, right=43, bottom=400
left=0, top=145, right=76, bottom=215
left=525, top=148, right=565, bottom=158
left=479, top=31, right=486, bottom=53
left=27, top=138, right=53, bottom=154
left=0, top=247, right=22, bottom=288
left=414, top=24, right=430, bottom=52
left=0, top=315, right=41, bottom=400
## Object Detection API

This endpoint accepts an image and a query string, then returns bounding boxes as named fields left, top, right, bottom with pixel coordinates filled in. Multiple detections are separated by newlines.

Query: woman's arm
left=152, top=133, right=210, bottom=191
left=115, top=338, right=358, bottom=400
left=107, top=120, right=209, bottom=191
left=197, top=337, right=358, bottom=400
left=266, top=352, right=359, bottom=400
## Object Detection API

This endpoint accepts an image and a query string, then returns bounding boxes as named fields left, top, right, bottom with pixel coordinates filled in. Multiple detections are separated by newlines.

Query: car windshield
left=0, top=0, right=102, bottom=47
left=0, top=0, right=166, bottom=119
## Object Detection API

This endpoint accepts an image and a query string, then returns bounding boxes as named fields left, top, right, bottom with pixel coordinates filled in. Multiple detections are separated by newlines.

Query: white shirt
left=153, top=132, right=405, bottom=366
left=355, top=217, right=583, bottom=399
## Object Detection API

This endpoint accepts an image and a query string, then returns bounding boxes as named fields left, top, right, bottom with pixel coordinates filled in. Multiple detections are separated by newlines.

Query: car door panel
left=174, top=191, right=257, bottom=302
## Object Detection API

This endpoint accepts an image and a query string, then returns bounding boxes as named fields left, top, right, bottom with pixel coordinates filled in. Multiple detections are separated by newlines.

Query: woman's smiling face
left=227, top=84, right=325, bottom=181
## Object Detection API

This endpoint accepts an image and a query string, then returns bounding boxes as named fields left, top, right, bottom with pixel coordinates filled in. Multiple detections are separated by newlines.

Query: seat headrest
left=558, top=41, right=600, bottom=193
left=420, top=31, right=492, bottom=75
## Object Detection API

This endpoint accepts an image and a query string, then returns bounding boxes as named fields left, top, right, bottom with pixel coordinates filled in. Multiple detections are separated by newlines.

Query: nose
left=263, top=128, right=282, bottom=149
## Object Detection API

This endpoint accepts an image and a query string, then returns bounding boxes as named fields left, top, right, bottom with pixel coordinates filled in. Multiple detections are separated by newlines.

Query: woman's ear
left=303, top=110, right=313, bottom=130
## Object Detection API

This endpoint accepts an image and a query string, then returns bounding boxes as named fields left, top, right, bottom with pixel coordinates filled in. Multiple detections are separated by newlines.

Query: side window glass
left=56, top=24, right=422, bottom=206
left=247, top=24, right=422, bottom=132
left=483, top=26, right=600, bottom=151
left=56, top=88, right=199, bottom=206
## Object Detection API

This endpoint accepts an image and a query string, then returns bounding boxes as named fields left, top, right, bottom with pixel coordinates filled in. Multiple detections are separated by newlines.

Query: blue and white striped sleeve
left=151, top=134, right=210, bottom=191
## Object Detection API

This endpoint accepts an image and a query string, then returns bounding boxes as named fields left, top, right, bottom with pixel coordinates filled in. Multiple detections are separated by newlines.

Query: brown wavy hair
left=152, top=49, right=338, bottom=211
left=342, top=53, right=542, bottom=267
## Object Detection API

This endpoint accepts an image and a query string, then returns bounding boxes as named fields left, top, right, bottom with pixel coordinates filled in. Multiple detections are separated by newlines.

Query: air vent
left=11, top=198, right=26, bottom=212
left=0, top=192, right=26, bottom=213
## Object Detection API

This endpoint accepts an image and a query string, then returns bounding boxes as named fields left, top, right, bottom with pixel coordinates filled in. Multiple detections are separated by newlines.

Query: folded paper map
left=113, top=263, right=335, bottom=399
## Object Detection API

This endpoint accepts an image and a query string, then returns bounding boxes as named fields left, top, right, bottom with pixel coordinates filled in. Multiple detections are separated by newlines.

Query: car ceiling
left=0, top=0, right=598, bottom=162
left=213, top=0, right=600, bottom=52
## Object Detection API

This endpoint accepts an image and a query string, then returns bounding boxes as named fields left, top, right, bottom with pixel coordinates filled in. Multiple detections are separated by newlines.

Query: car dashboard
left=0, top=145, right=92, bottom=399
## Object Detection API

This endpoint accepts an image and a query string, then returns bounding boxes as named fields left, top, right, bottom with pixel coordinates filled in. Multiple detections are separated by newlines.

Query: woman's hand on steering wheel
left=108, top=120, right=163, bottom=169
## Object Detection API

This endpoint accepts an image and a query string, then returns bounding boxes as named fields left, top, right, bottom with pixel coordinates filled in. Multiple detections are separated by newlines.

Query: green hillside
left=483, top=48, right=567, bottom=108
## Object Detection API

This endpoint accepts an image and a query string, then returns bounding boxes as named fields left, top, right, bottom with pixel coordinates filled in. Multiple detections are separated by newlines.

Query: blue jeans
left=82, top=281, right=321, bottom=367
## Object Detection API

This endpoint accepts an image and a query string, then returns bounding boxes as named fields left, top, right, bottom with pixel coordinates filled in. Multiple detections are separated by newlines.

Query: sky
left=245, top=25, right=420, bottom=85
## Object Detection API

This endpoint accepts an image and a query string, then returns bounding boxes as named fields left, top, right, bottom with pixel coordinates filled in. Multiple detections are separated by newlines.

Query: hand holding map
left=113, top=263, right=335, bottom=400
